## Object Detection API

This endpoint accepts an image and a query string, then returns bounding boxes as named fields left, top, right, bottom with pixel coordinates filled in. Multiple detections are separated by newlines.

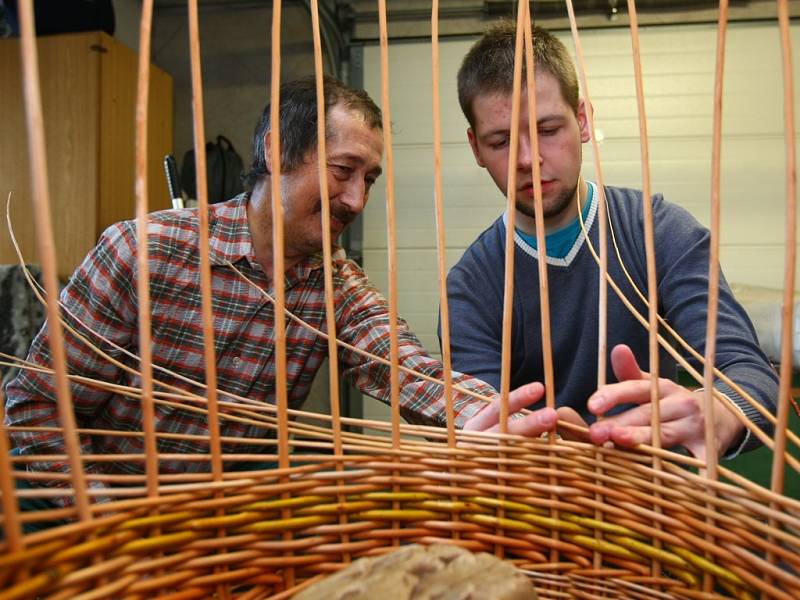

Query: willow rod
left=267, top=1, right=290, bottom=477
left=187, top=0, right=223, bottom=482
left=700, top=0, right=729, bottom=591
left=17, top=0, right=91, bottom=520
left=498, top=1, right=526, bottom=433
left=308, top=0, right=344, bottom=463
left=267, top=1, right=296, bottom=587
left=626, top=0, right=668, bottom=585
left=185, top=12, right=230, bottom=590
left=702, top=0, right=730, bottom=480
left=522, top=3, right=561, bottom=567
left=376, top=0, right=402, bottom=449
left=770, top=0, right=797, bottom=501
left=769, top=0, right=798, bottom=586
left=133, top=0, right=159, bottom=499
left=522, top=6, right=555, bottom=415
left=431, top=0, right=462, bottom=542
left=430, top=0, right=456, bottom=448
left=566, top=0, right=616, bottom=576
left=309, top=0, right=351, bottom=565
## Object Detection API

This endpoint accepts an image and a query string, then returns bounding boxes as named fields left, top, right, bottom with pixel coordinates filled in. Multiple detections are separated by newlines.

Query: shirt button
left=232, top=356, right=242, bottom=366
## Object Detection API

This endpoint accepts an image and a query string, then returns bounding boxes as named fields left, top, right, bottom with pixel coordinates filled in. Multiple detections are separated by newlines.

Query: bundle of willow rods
left=1, top=0, right=798, bottom=599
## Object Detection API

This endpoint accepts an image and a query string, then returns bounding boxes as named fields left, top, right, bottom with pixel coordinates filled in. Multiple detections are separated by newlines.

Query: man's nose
left=339, top=180, right=367, bottom=214
left=517, top=136, right=534, bottom=171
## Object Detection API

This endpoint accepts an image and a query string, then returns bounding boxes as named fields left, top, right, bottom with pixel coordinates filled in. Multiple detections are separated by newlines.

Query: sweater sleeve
left=442, top=255, right=506, bottom=394
left=649, top=195, right=778, bottom=454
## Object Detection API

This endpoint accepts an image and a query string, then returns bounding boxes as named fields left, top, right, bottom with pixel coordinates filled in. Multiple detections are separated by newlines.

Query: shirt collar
left=206, top=193, right=348, bottom=277
left=207, top=193, right=254, bottom=267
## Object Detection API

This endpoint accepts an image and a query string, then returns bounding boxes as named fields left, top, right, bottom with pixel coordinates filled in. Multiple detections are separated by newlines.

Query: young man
left=6, top=76, right=555, bottom=512
left=444, top=21, right=778, bottom=459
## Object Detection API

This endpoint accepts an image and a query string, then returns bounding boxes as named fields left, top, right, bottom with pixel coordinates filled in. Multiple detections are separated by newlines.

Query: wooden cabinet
left=0, top=31, right=173, bottom=280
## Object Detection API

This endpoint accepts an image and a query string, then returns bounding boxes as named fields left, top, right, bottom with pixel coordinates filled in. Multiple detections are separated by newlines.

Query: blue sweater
left=442, top=185, right=777, bottom=453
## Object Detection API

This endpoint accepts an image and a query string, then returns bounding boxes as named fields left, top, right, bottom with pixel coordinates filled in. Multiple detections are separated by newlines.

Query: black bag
left=181, top=135, right=244, bottom=204
left=2, top=0, right=115, bottom=37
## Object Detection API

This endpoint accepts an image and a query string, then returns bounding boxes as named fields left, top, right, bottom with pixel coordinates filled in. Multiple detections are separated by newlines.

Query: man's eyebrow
left=479, top=115, right=566, bottom=140
left=537, top=114, right=566, bottom=126
left=479, top=128, right=510, bottom=141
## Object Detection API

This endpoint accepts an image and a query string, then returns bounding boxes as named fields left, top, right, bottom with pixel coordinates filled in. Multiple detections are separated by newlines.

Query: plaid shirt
left=6, top=194, right=496, bottom=490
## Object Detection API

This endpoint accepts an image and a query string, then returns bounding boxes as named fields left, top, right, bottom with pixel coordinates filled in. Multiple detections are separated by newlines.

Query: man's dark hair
left=457, top=20, right=579, bottom=129
left=244, top=75, right=382, bottom=189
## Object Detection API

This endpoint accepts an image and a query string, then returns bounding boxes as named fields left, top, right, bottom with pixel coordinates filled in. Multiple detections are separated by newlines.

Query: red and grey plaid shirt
left=6, top=194, right=496, bottom=489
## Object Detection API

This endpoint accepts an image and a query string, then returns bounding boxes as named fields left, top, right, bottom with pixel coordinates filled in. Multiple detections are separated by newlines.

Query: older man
left=6, top=76, right=556, bottom=516
left=443, top=21, right=778, bottom=459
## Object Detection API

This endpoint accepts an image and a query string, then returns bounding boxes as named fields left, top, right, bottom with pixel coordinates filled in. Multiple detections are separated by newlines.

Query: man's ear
left=577, top=99, right=591, bottom=143
left=467, top=127, right=486, bottom=168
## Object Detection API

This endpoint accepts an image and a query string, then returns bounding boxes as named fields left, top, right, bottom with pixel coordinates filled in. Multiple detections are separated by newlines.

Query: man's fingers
left=464, top=382, right=545, bottom=432
left=593, top=393, right=701, bottom=429
left=610, top=344, right=646, bottom=381
left=588, top=378, right=680, bottom=416
left=555, top=406, right=590, bottom=442
left=507, top=381, right=546, bottom=412
left=505, top=407, right=558, bottom=437
left=590, top=421, right=652, bottom=447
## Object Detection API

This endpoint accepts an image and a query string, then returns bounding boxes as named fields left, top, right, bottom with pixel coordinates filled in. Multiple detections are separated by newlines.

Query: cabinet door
left=98, top=33, right=172, bottom=233
left=0, top=32, right=101, bottom=281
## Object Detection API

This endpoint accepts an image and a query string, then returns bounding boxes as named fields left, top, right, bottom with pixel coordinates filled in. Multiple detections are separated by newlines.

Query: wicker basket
left=1, top=420, right=799, bottom=599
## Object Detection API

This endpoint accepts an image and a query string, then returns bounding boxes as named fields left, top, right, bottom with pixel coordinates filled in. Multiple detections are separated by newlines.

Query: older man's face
left=281, top=104, right=384, bottom=258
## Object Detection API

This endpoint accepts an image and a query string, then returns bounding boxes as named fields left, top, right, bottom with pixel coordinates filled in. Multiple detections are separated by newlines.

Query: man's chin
left=516, top=189, right=577, bottom=221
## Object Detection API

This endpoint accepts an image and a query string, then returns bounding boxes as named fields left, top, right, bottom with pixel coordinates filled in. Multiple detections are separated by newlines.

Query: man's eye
left=489, top=139, right=508, bottom=149
left=332, top=165, right=352, bottom=179
left=539, top=128, right=559, bottom=136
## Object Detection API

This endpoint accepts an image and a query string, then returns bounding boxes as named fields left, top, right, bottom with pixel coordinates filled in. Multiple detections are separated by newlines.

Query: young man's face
left=281, top=104, right=383, bottom=257
left=467, top=71, right=590, bottom=231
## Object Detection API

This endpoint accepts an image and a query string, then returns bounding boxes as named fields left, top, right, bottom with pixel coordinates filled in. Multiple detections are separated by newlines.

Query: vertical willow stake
left=18, top=0, right=90, bottom=519
left=134, top=0, right=158, bottom=499
left=768, top=0, right=797, bottom=583
left=627, top=0, right=665, bottom=582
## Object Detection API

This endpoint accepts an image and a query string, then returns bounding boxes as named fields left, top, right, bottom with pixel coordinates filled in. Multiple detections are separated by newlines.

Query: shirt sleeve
left=332, top=260, right=497, bottom=428
left=649, top=195, right=779, bottom=455
left=4, top=222, right=140, bottom=503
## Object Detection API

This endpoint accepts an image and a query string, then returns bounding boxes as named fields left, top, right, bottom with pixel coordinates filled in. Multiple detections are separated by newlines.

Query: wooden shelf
left=0, top=31, right=173, bottom=280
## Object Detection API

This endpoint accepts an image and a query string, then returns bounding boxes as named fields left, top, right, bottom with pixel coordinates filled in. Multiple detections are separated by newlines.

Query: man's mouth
left=518, top=180, right=553, bottom=195
left=329, top=212, right=353, bottom=234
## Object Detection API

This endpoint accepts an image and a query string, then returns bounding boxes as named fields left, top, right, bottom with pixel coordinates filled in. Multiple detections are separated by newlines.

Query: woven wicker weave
left=1, top=1, right=799, bottom=599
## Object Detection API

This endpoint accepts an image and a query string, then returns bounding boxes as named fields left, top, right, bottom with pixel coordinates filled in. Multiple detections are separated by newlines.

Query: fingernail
left=540, top=411, right=556, bottom=427
left=589, top=395, right=605, bottom=412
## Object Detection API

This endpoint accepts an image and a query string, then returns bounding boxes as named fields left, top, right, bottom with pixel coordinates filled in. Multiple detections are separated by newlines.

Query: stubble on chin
left=514, top=183, right=578, bottom=221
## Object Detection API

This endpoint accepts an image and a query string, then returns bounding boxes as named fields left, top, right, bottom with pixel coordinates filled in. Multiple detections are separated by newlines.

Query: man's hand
left=587, top=344, right=744, bottom=460
left=464, top=382, right=588, bottom=439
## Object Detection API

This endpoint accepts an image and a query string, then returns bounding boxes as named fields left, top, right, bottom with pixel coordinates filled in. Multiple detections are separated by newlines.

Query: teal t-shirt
left=516, top=183, right=594, bottom=259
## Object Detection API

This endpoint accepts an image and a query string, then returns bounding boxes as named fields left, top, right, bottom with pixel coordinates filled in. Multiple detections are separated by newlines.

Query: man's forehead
left=327, top=130, right=384, bottom=173
left=473, top=92, right=571, bottom=135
